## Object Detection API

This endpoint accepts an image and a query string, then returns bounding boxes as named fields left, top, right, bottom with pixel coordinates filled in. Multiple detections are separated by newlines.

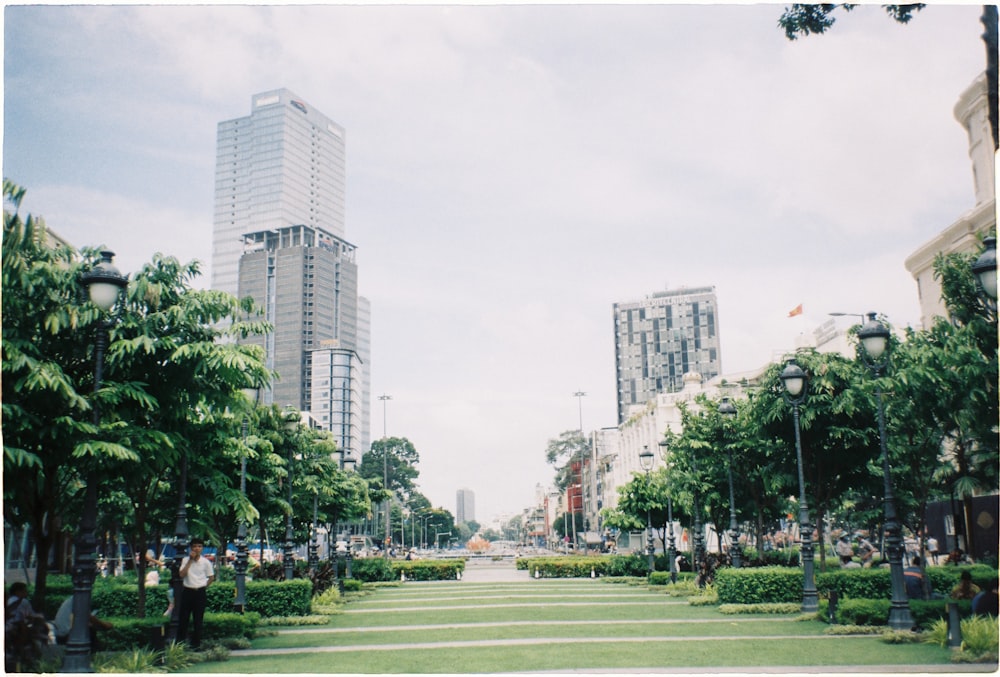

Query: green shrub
left=393, top=560, right=464, bottom=581
left=100, top=612, right=260, bottom=652
left=832, top=597, right=974, bottom=629
left=341, top=578, right=364, bottom=592
left=84, top=579, right=310, bottom=618
left=718, top=602, right=800, bottom=614
left=715, top=567, right=803, bottom=604
left=835, top=598, right=891, bottom=626
left=817, top=568, right=893, bottom=600
left=604, top=553, right=649, bottom=577
left=350, top=557, right=395, bottom=582
left=93, top=647, right=164, bottom=673
left=518, top=555, right=648, bottom=578
left=923, top=613, right=999, bottom=658
left=958, top=614, right=999, bottom=656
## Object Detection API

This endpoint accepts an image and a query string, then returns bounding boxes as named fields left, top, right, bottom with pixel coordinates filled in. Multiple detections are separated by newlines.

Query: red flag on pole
left=788, top=304, right=803, bottom=317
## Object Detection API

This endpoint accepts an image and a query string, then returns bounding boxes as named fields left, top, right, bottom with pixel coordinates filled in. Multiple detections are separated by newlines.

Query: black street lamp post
left=65, top=251, right=128, bottom=672
left=309, top=493, right=319, bottom=571
left=639, top=446, right=656, bottom=573
left=342, top=453, right=356, bottom=578
left=233, top=417, right=250, bottom=613
left=657, top=439, right=678, bottom=584
left=780, top=358, right=818, bottom=613
left=718, top=397, right=741, bottom=568
left=857, top=312, right=914, bottom=631
left=692, top=453, right=705, bottom=586
left=283, top=410, right=298, bottom=581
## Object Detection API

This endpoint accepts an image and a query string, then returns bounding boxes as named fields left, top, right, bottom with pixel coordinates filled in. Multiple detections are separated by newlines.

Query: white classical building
left=905, top=72, right=996, bottom=328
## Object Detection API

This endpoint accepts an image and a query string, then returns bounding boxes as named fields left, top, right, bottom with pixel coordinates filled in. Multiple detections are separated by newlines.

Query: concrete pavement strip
left=232, top=634, right=890, bottom=657
left=274, top=617, right=802, bottom=634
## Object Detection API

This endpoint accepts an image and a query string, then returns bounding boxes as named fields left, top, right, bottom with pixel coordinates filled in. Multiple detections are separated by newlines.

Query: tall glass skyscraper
left=213, top=88, right=346, bottom=298
left=214, top=89, right=369, bottom=457
left=613, top=286, right=721, bottom=424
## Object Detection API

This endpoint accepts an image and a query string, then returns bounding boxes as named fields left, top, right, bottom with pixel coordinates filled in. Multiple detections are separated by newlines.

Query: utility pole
left=573, top=391, right=586, bottom=549
left=378, top=394, right=392, bottom=557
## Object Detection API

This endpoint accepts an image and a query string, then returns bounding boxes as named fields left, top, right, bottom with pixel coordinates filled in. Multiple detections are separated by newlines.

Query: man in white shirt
left=177, top=538, right=214, bottom=650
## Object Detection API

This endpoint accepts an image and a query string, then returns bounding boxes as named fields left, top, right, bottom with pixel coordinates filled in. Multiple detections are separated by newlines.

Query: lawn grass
left=251, top=619, right=825, bottom=649
left=188, top=637, right=952, bottom=673
left=180, top=576, right=960, bottom=673
left=323, top=601, right=723, bottom=626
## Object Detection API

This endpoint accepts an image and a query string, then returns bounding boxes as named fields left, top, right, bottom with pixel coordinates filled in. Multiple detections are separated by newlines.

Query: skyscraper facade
left=216, top=89, right=369, bottom=457
left=613, top=286, right=721, bottom=424
left=213, top=88, right=346, bottom=298
left=456, top=489, right=475, bottom=524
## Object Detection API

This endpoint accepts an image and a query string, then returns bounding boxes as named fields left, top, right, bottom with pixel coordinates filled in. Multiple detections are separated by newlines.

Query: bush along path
left=182, top=575, right=988, bottom=674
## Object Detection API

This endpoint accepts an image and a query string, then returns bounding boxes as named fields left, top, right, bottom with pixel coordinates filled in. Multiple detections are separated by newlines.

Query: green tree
left=103, top=254, right=270, bottom=613
left=778, top=4, right=998, bottom=152
left=755, top=350, right=880, bottom=569
left=359, top=437, right=420, bottom=498
left=886, top=248, right=998, bottom=556
left=3, top=185, right=96, bottom=607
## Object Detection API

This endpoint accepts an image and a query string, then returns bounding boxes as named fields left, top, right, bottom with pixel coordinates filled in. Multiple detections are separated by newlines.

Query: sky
left=2, top=2, right=988, bottom=526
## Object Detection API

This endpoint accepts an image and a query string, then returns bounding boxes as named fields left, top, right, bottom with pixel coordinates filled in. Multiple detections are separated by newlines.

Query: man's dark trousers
left=177, top=586, right=207, bottom=649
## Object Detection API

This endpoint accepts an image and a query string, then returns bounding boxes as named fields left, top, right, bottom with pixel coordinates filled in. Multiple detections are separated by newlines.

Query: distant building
left=456, top=488, right=475, bottom=524
left=237, top=226, right=366, bottom=455
left=905, top=72, right=996, bottom=328
left=216, top=89, right=370, bottom=456
left=613, top=286, right=722, bottom=424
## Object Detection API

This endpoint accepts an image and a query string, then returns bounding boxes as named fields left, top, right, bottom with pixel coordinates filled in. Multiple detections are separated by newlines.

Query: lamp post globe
left=857, top=312, right=891, bottom=369
left=718, top=397, right=741, bottom=568
left=972, top=235, right=998, bottom=302
left=639, top=446, right=656, bottom=573
left=657, top=439, right=678, bottom=584
left=65, top=251, right=128, bottom=672
left=856, top=313, right=914, bottom=630
left=779, top=358, right=818, bottom=613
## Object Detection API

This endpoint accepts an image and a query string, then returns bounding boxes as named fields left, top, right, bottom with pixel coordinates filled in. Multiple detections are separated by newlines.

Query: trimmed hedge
left=99, top=612, right=260, bottom=652
left=817, top=564, right=997, bottom=601
left=517, top=555, right=649, bottom=578
left=715, top=564, right=999, bottom=606
left=833, top=598, right=974, bottom=628
left=350, top=557, right=395, bottom=582
left=394, top=560, right=465, bottom=581
left=70, top=579, right=313, bottom=618
left=648, top=571, right=696, bottom=586
left=715, top=567, right=803, bottom=604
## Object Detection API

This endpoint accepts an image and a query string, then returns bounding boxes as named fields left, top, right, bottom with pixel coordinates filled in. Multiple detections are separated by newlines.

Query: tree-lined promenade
left=4, top=166, right=997, bottom=674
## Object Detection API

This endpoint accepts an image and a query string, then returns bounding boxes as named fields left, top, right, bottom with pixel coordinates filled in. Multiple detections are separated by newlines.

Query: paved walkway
left=459, top=557, right=530, bottom=583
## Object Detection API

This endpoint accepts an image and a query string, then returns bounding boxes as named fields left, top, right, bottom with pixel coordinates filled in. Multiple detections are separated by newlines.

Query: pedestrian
left=177, top=538, right=214, bottom=650
left=950, top=571, right=980, bottom=600
left=835, top=534, right=854, bottom=560
left=904, top=556, right=929, bottom=599
left=856, top=536, right=879, bottom=568
left=926, top=535, right=939, bottom=565
left=971, top=579, right=998, bottom=616
left=53, top=596, right=113, bottom=648
left=5, top=582, right=52, bottom=671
